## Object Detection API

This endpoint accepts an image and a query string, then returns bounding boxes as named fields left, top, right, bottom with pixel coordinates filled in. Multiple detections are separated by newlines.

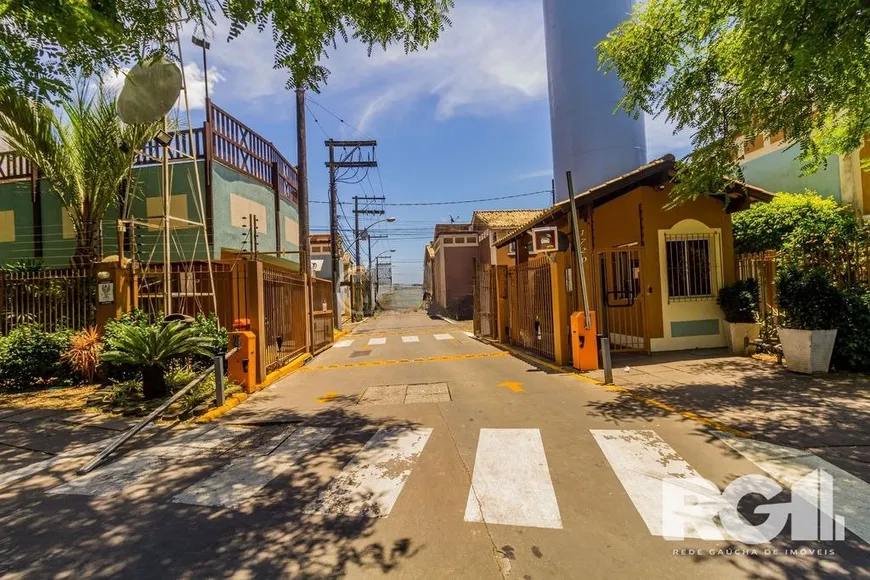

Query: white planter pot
left=725, top=322, right=761, bottom=356
left=778, top=328, right=838, bottom=374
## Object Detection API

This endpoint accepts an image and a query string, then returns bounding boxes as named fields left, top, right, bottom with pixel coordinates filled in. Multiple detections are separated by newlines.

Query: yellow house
left=491, top=155, right=773, bottom=364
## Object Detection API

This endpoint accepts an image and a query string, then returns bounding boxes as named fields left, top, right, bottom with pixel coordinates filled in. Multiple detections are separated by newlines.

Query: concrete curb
left=436, top=314, right=460, bottom=325
left=196, top=353, right=312, bottom=424
left=477, top=336, right=751, bottom=439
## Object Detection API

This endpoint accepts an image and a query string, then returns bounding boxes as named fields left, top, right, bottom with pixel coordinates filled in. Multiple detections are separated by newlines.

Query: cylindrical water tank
left=543, top=0, right=647, bottom=201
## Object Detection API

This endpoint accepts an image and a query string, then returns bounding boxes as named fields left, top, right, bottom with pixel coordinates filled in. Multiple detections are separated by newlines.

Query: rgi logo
left=662, top=469, right=845, bottom=544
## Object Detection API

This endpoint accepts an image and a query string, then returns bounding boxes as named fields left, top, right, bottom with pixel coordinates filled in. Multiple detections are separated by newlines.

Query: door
left=595, top=248, right=648, bottom=352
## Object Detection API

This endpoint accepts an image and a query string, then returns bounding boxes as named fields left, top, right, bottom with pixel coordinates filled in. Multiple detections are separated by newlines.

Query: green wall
left=0, top=159, right=300, bottom=271
left=211, top=161, right=299, bottom=270
left=0, top=180, right=38, bottom=266
left=741, top=148, right=842, bottom=200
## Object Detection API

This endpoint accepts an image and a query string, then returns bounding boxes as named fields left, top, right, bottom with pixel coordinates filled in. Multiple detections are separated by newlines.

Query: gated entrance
left=595, top=248, right=648, bottom=352
left=507, top=256, right=555, bottom=360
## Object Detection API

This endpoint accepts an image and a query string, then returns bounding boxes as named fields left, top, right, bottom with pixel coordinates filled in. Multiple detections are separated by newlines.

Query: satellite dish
left=117, top=56, right=183, bottom=124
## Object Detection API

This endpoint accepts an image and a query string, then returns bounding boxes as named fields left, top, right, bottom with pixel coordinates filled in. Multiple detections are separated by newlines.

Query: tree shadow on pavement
left=0, top=405, right=426, bottom=578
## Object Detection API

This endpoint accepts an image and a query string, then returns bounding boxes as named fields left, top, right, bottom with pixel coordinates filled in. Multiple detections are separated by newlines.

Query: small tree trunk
left=142, top=365, right=167, bottom=399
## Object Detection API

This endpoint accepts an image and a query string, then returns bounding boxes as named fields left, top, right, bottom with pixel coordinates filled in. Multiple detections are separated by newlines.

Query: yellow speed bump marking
left=498, top=381, right=524, bottom=393
left=299, top=351, right=509, bottom=372
left=316, top=391, right=338, bottom=404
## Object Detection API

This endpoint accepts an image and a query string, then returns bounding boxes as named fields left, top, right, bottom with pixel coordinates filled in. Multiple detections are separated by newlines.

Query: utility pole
left=353, top=195, right=385, bottom=318
left=325, top=140, right=378, bottom=327
left=296, top=87, right=314, bottom=349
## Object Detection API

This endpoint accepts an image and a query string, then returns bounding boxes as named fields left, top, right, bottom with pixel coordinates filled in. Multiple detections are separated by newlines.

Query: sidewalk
left=585, top=348, right=870, bottom=472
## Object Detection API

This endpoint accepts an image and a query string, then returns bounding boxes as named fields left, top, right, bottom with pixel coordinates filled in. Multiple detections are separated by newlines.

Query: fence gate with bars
left=507, top=256, right=555, bottom=360
left=595, top=248, right=647, bottom=352
left=0, top=268, right=97, bottom=333
left=473, top=263, right=497, bottom=338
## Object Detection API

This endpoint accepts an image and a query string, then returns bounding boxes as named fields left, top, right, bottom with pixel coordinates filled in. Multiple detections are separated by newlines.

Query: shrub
left=101, top=320, right=213, bottom=399
left=733, top=192, right=860, bottom=254
left=62, top=327, right=102, bottom=383
left=191, top=313, right=228, bottom=362
left=107, top=380, right=143, bottom=407
left=776, top=266, right=845, bottom=331
left=832, top=288, right=870, bottom=372
left=164, top=363, right=197, bottom=392
left=0, top=324, right=72, bottom=390
left=716, top=279, right=759, bottom=323
left=102, top=310, right=153, bottom=382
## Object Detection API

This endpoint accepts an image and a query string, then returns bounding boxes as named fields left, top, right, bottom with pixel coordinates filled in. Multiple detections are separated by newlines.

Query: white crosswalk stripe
left=464, top=429, right=562, bottom=529
left=367, top=337, right=387, bottom=346
left=172, top=427, right=335, bottom=508
left=716, top=432, right=870, bottom=544
left=304, top=427, right=433, bottom=517
left=463, top=332, right=474, bottom=338
left=591, top=429, right=717, bottom=538
left=434, top=334, right=454, bottom=341
left=333, top=339, right=354, bottom=348
left=401, top=335, right=419, bottom=343
left=48, top=426, right=247, bottom=497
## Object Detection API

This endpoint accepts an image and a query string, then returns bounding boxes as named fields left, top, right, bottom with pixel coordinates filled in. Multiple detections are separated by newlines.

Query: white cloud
left=645, top=112, right=694, bottom=160
left=516, top=168, right=552, bottom=181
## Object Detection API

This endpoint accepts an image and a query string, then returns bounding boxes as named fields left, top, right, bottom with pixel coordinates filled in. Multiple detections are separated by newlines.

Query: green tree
left=0, top=1, right=452, bottom=100
left=598, top=0, right=870, bottom=203
left=0, top=86, right=160, bottom=265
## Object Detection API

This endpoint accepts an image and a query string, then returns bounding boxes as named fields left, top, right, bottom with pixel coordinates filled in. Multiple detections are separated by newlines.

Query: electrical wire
left=309, top=189, right=552, bottom=206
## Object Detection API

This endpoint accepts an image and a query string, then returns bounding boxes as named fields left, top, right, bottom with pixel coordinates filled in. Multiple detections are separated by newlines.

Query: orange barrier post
left=571, top=311, right=599, bottom=371
left=227, top=331, right=257, bottom=393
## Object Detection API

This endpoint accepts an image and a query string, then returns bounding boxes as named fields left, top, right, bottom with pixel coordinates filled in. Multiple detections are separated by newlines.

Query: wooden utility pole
left=324, top=140, right=378, bottom=326
left=296, top=87, right=314, bottom=348
left=353, top=195, right=385, bottom=318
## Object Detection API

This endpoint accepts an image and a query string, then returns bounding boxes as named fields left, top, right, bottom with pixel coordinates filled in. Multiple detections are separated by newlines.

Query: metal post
left=161, top=115, right=171, bottom=317
left=215, top=354, right=225, bottom=406
left=367, top=233, right=373, bottom=315
left=600, top=337, right=613, bottom=385
left=567, top=171, right=591, bottom=329
left=354, top=196, right=361, bottom=320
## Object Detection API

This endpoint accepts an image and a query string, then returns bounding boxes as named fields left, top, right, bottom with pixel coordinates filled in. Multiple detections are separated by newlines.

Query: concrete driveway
left=1, top=311, right=869, bottom=578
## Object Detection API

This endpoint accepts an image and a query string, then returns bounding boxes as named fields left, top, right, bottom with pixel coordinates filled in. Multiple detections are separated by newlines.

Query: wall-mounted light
left=155, top=130, right=172, bottom=146
left=97, top=271, right=111, bottom=280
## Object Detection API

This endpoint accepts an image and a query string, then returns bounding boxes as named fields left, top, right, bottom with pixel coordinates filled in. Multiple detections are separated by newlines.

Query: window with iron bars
left=665, top=233, right=718, bottom=302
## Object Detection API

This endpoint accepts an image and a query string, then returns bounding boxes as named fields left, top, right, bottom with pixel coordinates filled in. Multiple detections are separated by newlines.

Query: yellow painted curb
left=333, top=329, right=350, bottom=342
left=480, top=337, right=751, bottom=439
left=196, top=353, right=311, bottom=424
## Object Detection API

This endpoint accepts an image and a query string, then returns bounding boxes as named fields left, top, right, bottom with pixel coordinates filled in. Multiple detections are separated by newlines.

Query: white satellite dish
left=117, top=56, right=183, bottom=125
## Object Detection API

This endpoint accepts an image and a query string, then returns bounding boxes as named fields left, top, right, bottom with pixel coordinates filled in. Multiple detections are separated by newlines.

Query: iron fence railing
left=310, top=277, right=334, bottom=353
left=0, top=268, right=96, bottom=333
left=262, top=266, right=307, bottom=373
left=508, top=256, right=555, bottom=360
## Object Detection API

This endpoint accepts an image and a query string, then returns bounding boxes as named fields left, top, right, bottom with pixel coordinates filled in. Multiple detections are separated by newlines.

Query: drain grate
left=357, top=383, right=451, bottom=406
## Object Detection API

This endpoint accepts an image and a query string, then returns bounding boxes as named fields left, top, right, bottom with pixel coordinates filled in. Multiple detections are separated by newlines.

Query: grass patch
left=0, top=384, right=100, bottom=411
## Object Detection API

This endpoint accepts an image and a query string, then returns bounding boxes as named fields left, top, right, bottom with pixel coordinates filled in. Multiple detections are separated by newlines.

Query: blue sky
left=169, top=0, right=691, bottom=283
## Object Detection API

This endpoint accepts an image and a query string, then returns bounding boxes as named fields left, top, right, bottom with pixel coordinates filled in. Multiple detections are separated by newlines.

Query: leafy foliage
left=832, top=288, right=870, bottom=372
left=192, top=313, right=228, bottom=359
left=0, top=325, right=72, bottom=390
left=776, top=266, right=844, bottom=331
left=101, top=320, right=213, bottom=398
left=598, top=0, right=870, bottom=203
left=1, top=1, right=452, bottom=100
left=0, top=86, right=160, bottom=265
left=0, top=0, right=209, bottom=100
left=732, top=193, right=860, bottom=254
left=102, top=310, right=152, bottom=382
left=62, top=327, right=103, bottom=383
left=716, top=279, right=759, bottom=324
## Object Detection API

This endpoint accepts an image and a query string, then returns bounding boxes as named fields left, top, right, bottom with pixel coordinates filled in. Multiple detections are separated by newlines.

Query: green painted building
left=0, top=102, right=300, bottom=270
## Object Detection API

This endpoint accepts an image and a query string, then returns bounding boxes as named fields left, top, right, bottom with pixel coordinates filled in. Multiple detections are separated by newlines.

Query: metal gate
left=595, top=248, right=647, bottom=352
left=263, top=266, right=307, bottom=373
left=507, top=256, right=555, bottom=360
left=473, top=264, right=497, bottom=338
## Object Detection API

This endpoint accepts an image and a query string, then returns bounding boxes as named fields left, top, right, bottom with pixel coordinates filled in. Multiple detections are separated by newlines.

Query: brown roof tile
left=471, top=209, right=548, bottom=230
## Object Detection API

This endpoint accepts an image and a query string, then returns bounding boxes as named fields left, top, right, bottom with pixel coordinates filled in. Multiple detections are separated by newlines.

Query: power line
left=309, top=189, right=552, bottom=206
left=307, top=97, right=373, bottom=140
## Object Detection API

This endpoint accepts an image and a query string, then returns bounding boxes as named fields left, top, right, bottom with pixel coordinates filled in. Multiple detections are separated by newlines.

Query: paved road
left=1, top=311, right=869, bottom=578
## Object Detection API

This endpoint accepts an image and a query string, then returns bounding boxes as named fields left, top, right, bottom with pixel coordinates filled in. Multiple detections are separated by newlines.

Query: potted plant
left=717, top=279, right=761, bottom=355
left=776, top=266, right=843, bottom=374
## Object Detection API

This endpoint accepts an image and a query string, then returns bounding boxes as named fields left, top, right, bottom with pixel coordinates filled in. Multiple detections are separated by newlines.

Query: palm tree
left=101, top=321, right=214, bottom=399
left=0, top=85, right=160, bottom=266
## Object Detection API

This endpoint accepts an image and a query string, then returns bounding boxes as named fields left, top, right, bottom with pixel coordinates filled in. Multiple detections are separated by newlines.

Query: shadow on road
left=0, top=406, right=425, bottom=578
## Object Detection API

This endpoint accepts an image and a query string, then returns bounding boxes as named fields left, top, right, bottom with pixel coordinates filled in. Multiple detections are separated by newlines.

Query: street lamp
left=191, top=36, right=211, bottom=104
